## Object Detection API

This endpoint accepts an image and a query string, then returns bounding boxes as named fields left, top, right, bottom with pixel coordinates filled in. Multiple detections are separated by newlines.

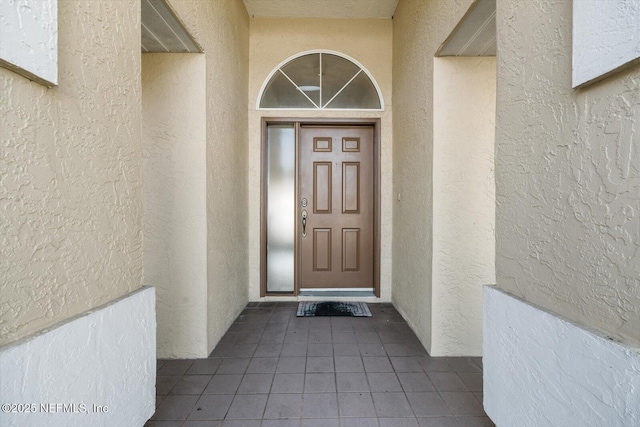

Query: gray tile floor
left=146, top=302, right=494, bottom=427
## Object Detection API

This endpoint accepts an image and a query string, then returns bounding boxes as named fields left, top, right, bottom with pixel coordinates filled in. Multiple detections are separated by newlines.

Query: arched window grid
left=257, top=50, right=384, bottom=111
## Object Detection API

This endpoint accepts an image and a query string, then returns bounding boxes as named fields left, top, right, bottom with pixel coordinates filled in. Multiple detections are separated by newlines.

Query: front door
left=299, top=125, right=374, bottom=289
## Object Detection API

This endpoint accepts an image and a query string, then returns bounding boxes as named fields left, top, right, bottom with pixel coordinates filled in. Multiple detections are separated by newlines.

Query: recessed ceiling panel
left=243, top=0, right=399, bottom=19
left=436, top=0, right=496, bottom=57
left=141, top=0, right=201, bottom=53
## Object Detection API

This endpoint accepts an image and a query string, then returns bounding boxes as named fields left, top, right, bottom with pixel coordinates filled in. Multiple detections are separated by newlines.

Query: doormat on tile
left=297, top=301, right=372, bottom=317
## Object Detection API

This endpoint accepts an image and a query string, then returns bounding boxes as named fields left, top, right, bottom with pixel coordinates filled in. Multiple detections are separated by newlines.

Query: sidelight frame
left=260, top=118, right=381, bottom=297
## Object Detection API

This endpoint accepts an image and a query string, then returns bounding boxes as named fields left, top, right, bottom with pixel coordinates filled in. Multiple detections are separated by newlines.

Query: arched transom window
left=258, top=51, right=383, bottom=110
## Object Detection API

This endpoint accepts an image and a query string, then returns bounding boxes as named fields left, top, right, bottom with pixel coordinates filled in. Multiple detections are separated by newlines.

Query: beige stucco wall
left=392, top=0, right=474, bottom=353
left=0, top=0, right=142, bottom=346
left=167, top=0, right=250, bottom=353
left=247, top=18, right=393, bottom=301
left=142, top=53, right=207, bottom=358
left=432, top=57, right=496, bottom=356
left=496, top=0, right=640, bottom=345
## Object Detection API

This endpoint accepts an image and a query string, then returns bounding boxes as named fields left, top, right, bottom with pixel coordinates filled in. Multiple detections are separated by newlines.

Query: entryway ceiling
left=242, top=0, right=399, bottom=19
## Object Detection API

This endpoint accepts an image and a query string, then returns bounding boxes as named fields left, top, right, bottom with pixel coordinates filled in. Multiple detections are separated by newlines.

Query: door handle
left=301, top=210, right=307, bottom=237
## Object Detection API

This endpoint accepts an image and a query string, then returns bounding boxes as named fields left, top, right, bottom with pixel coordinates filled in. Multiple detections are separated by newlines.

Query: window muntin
left=259, top=52, right=382, bottom=110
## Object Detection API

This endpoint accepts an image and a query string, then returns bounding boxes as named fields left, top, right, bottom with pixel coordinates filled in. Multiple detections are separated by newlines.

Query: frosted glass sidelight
left=266, top=125, right=296, bottom=292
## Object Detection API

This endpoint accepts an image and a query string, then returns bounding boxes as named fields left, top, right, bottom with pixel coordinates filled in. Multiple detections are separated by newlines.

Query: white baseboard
left=0, top=287, right=156, bottom=427
left=483, top=285, right=640, bottom=427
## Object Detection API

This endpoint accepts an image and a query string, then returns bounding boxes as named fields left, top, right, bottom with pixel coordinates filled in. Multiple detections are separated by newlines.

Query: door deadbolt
left=301, top=198, right=308, bottom=208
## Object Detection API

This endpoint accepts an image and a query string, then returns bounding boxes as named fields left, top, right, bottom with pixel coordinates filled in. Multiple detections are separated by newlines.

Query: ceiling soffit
left=242, top=0, right=399, bottom=19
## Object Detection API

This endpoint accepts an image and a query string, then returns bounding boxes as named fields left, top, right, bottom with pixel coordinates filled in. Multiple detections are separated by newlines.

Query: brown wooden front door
left=299, top=125, right=374, bottom=289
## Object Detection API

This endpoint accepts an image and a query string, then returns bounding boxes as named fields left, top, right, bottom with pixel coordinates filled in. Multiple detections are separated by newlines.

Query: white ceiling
left=242, top=0, right=399, bottom=19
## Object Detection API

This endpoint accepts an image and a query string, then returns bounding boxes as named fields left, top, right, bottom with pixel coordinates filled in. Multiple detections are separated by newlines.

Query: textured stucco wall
left=247, top=18, right=393, bottom=301
left=0, top=288, right=156, bottom=427
left=142, top=53, right=207, bottom=358
left=431, top=57, right=496, bottom=356
left=0, top=0, right=142, bottom=346
left=484, top=286, right=640, bottom=427
left=392, top=0, right=474, bottom=353
left=167, top=0, right=250, bottom=353
left=496, top=0, right=640, bottom=346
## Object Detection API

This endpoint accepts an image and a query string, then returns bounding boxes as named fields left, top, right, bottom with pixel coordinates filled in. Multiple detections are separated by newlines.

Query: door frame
left=260, top=117, right=381, bottom=297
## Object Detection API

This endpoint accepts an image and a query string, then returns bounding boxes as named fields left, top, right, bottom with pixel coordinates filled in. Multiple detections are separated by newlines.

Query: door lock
left=301, top=198, right=308, bottom=208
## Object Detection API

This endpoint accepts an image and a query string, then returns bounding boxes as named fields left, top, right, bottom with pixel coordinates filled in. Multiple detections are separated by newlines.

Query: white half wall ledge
left=0, top=287, right=156, bottom=427
left=0, top=0, right=58, bottom=86
left=483, top=285, right=640, bottom=427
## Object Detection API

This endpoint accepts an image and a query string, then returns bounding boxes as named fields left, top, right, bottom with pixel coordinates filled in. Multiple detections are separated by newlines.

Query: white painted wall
left=572, top=0, right=640, bottom=87
left=142, top=53, right=207, bottom=358
left=431, top=57, right=496, bottom=356
left=248, top=18, right=393, bottom=302
left=484, top=286, right=640, bottom=427
left=0, top=0, right=58, bottom=86
left=0, top=288, right=156, bottom=427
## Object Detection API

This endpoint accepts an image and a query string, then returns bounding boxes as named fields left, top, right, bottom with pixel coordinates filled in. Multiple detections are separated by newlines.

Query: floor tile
left=217, top=358, right=251, bottom=375
left=340, top=418, right=380, bottom=427
left=332, top=331, right=356, bottom=343
left=427, top=373, right=468, bottom=392
left=458, top=373, right=483, bottom=392
left=277, top=357, right=307, bottom=373
left=187, top=394, right=233, bottom=420
left=367, top=373, right=402, bottom=392
left=335, top=356, right=364, bottom=372
left=156, top=376, right=182, bottom=395
left=447, top=357, right=482, bottom=373
left=152, top=395, right=199, bottom=420
left=397, top=372, right=435, bottom=392
left=390, top=357, right=423, bottom=373
left=263, top=393, right=303, bottom=419
left=222, top=420, right=261, bottom=427
left=304, top=373, right=336, bottom=393
left=333, top=343, right=361, bottom=356
left=309, top=330, right=332, bottom=343
left=254, top=343, right=283, bottom=357
left=336, top=372, right=370, bottom=392
left=170, top=375, right=213, bottom=395
left=406, top=392, right=451, bottom=417
left=371, top=392, right=414, bottom=418
left=378, top=418, right=419, bottom=427
left=149, top=303, right=492, bottom=427
left=301, top=418, right=339, bottom=427
left=183, top=421, right=222, bottom=427
left=363, top=357, right=394, bottom=373
left=307, top=343, right=333, bottom=356
left=302, top=393, right=339, bottom=418
left=261, top=420, right=299, bottom=427
left=280, top=343, right=307, bottom=357
left=203, top=375, right=243, bottom=395
left=247, top=358, right=278, bottom=374
left=237, top=374, right=274, bottom=394
left=306, top=356, right=334, bottom=372
left=359, top=343, right=387, bottom=357
left=158, top=360, right=195, bottom=376
left=440, top=392, right=485, bottom=416
left=337, top=392, right=376, bottom=417
left=226, top=394, right=268, bottom=419
left=188, top=359, right=223, bottom=375
left=271, top=373, right=305, bottom=394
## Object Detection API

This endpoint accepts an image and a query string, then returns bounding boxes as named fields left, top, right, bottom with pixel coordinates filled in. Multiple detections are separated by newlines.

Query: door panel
left=300, top=126, right=374, bottom=289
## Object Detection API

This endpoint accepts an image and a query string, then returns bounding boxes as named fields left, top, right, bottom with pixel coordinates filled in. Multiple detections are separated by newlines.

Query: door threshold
left=298, top=289, right=376, bottom=298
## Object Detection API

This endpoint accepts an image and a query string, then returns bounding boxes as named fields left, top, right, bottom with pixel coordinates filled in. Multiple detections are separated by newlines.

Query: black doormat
left=297, top=301, right=372, bottom=317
